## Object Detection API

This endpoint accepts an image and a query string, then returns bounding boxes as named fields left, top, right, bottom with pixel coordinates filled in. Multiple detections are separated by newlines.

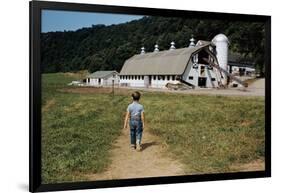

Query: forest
left=41, top=16, right=265, bottom=75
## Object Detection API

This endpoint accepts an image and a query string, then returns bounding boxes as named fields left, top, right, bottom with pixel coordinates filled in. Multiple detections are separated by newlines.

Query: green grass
left=42, top=72, right=265, bottom=183
left=42, top=72, right=128, bottom=183
left=143, top=93, right=265, bottom=173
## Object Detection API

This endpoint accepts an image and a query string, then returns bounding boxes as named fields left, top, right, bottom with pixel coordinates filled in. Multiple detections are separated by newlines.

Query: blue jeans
left=129, top=119, right=143, bottom=145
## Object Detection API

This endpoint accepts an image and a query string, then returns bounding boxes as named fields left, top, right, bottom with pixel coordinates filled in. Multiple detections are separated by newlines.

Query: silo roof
left=120, top=43, right=210, bottom=75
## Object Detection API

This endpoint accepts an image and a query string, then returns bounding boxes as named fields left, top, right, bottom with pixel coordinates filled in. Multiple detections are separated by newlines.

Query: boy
left=123, top=91, right=145, bottom=151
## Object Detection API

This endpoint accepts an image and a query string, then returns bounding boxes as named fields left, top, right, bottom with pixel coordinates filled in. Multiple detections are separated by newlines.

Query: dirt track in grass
left=85, top=125, right=265, bottom=181
left=86, top=127, right=186, bottom=180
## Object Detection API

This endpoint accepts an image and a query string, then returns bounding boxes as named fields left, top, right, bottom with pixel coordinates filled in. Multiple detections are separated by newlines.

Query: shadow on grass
left=141, top=141, right=158, bottom=151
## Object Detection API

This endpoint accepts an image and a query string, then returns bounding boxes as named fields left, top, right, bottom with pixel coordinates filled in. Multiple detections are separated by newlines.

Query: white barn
left=119, top=34, right=229, bottom=88
left=86, top=71, right=119, bottom=86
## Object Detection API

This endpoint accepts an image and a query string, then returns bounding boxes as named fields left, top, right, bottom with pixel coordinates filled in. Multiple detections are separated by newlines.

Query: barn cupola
left=170, top=41, right=176, bottom=50
left=189, top=36, right=196, bottom=47
left=154, top=44, right=159, bottom=52
left=140, top=46, right=145, bottom=54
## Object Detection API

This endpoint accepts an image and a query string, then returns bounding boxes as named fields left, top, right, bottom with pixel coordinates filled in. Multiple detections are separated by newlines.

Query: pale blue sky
left=42, top=10, right=144, bottom=33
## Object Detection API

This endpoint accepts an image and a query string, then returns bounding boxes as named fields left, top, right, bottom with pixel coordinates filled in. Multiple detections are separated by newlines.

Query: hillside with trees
left=41, top=16, right=265, bottom=75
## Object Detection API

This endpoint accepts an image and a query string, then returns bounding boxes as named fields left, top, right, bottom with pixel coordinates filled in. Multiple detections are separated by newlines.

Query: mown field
left=42, top=72, right=265, bottom=183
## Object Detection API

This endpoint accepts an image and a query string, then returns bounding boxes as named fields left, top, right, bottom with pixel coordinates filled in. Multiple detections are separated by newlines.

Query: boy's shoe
left=131, top=144, right=136, bottom=150
left=136, top=143, right=142, bottom=151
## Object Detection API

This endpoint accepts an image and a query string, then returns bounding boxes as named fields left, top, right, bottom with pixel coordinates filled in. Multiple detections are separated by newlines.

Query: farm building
left=228, top=53, right=256, bottom=76
left=119, top=34, right=243, bottom=88
left=86, top=70, right=119, bottom=86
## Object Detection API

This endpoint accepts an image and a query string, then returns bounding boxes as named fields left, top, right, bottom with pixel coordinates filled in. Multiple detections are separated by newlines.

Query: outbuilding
left=228, top=52, right=256, bottom=76
left=86, top=71, right=119, bottom=86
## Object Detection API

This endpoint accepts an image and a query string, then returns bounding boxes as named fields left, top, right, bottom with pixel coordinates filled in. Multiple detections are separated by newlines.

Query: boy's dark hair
left=132, top=91, right=141, bottom=101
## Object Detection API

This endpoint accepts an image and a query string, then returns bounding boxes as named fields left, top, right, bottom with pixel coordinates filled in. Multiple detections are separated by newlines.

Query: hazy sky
left=41, top=10, right=144, bottom=33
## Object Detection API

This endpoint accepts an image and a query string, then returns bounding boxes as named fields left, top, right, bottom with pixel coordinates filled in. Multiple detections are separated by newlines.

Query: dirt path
left=87, top=128, right=185, bottom=180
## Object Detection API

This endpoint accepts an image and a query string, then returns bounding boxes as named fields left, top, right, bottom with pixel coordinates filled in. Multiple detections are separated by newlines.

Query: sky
left=41, top=10, right=144, bottom=33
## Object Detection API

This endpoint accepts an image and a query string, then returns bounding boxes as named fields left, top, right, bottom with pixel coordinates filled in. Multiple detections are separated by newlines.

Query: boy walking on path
left=123, top=91, right=145, bottom=151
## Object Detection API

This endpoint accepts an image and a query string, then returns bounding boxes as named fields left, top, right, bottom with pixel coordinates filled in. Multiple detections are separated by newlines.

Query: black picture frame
left=30, top=0, right=271, bottom=192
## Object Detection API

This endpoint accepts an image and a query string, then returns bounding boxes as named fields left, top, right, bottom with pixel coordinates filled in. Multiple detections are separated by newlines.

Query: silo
left=212, top=34, right=229, bottom=85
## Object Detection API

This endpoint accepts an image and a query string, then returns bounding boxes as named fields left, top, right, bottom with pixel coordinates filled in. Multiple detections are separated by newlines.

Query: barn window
left=167, top=76, right=170, bottom=80
left=172, top=75, right=175, bottom=80
left=192, top=55, right=195, bottom=63
left=200, top=66, right=206, bottom=76
left=192, top=54, right=198, bottom=64
left=211, top=78, right=216, bottom=81
left=198, top=49, right=209, bottom=64
left=153, top=75, right=156, bottom=80
left=189, top=76, right=193, bottom=80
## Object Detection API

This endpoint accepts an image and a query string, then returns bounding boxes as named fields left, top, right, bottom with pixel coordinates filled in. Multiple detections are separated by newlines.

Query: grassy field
left=42, top=72, right=265, bottom=183
left=145, top=93, right=265, bottom=173
left=42, top=72, right=127, bottom=183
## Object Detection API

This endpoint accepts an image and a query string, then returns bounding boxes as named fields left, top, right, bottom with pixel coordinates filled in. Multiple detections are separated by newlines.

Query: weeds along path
left=87, top=127, right=185, bottom=180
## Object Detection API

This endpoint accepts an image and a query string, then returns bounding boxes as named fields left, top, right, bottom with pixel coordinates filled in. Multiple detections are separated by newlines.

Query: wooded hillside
left=41, top=16, right=265, bottom=74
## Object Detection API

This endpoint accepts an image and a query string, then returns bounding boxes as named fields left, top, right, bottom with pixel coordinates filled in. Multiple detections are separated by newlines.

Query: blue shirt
left=127, top=101, right=144, bottom=120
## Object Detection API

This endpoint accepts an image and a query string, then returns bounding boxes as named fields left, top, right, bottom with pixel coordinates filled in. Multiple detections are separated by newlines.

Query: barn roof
left=87, top=71, right=118, bottom=78
left=120, top=43, right=210, bottom=75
